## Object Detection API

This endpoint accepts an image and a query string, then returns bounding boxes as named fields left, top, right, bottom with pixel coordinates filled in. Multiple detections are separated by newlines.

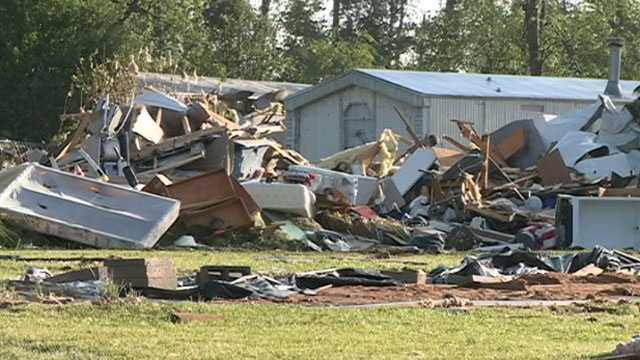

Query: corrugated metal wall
left=426, top=97, right=594, bottom=147
left=297, top=93, right=341, bottom=160
left=293, top=86, right=422, bottom=161
left=290, top=85, right=627, bottom=160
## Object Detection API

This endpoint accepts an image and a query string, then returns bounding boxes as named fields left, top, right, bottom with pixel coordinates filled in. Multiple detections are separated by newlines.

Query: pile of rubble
left=1, top=86, right=640, bottom=254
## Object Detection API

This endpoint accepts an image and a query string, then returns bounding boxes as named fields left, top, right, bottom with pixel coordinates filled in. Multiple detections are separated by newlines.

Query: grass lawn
left=0, top=249, right=636, bottom=359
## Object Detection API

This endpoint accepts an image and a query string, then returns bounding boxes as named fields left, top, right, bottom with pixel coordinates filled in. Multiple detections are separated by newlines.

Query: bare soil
left=283, top=272, right=640, bottom=306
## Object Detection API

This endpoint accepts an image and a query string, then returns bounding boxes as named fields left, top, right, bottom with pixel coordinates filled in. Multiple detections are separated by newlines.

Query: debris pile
left=0, top=86, right=639, bottom=254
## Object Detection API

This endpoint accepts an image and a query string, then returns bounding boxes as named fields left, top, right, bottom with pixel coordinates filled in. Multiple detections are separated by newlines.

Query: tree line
left=1, top=0, right=639, bottom=141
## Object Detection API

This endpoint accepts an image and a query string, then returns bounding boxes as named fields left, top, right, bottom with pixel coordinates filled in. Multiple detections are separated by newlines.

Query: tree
left=279, top=0, right=377, bottom=83
left=332, top=0, right=341, bottom=32
left=0, top=0, right=211, bottom=141
left=414, top=1, right=524, bottom=74
left=0, top=0, right=126, bottom=141
left=303, top=36, right=377, bottom=82
left=279, top=0, right=326, bottom=81
left=413, top=2, right=465, bottom=72
left=330, top=0, right=414, bottom=67
left=523, top=0, right=545, bottom=75
left=260, top=0, right=272, bottom=16
left=203, top=0, right=279, bottom=80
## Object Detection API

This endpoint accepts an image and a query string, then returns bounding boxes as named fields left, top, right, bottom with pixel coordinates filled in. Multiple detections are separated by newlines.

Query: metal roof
left=357, top=69, right=640, bottom=100
left=138, top=72, right=309, bottom=99
left=286, top=69, right=640, bottom=110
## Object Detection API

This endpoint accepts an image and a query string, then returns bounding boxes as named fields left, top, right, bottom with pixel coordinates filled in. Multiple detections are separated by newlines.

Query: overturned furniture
left=144, top=170, right=260, bottom=233
left=0, top=163, right=180, bottom=248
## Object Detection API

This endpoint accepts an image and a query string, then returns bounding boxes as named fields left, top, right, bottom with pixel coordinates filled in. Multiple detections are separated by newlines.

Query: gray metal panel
left=428, top=97, right=484, bottom=145
left=0, top=163, right=180, bottom=249
left=483, top=99, right=589, bottom=134
left=343, top=103, right=376, bottom=148
left=297, top=91, right=342, bottom=161
left=357, top=69, right=640, bottom=101
left=286, top=72, right=424, bottom=110
left=567, top=196, right=640, bottom=249
left=138, top=72, right=309, bottom=98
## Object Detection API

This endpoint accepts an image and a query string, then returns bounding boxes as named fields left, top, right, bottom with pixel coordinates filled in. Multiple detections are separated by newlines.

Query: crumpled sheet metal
left=0, top=163, right=180, bottom=248
left=552, top=131, right=615, bottom=167
left=131, top=107, right=164, bottom=144
left=134, top=88, right=188, bottom=113
left=533, top=99, right=605, bottom=149
left=430, top=246, right=627, bottom=284
left=573, top=151, right=640, bottom=180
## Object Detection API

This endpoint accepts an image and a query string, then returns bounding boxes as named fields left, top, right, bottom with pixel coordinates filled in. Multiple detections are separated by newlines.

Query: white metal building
left=285, top=69, right=640, bottom=161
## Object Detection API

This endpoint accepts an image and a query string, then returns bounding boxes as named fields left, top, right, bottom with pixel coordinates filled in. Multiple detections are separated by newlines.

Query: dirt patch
left=282, top=272, right=640, bottom=306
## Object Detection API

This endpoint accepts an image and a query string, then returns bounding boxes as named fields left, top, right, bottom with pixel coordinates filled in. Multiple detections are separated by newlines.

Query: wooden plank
left=180, top=116, right=192, bottom=134
left=466, top=205, right=514, bottom=223
left=451, top=119, right=509, bottom=167
left=393, top=106, right=423, bottom=147
left=55, top=113, right=93, bottom=160
left=489, top=173, right=538, bottom=191
left=443, top=136, right=473, bottom=153
left=481, top=135, right=490, bottom=190
left=137, top=152, right=205, bottom=176
left=155, top=107, right=163, bottom=126
left=572, top=264, right=604, bottom=277
left=598, top=188, right=640, bottom=197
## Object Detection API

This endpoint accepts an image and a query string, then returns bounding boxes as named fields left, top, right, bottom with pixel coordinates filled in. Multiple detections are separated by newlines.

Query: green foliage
left=413, top=0, right=640, bottom=79
left=0, top=0, right=123, bottom=141
left=203, top=0, right=279, bottom=80
left=304, top=36, right=378, bottom=82
left=542, top=0, right=640, bottom=78
left=0, top=221, right=23, bottom=249
left=2, top=0, right=640, bottom=142
left=71, top=53, right=139, bottom=109
left=414, top=0, right=525, bottom=74
left=332, top=0, right=414, bottom=68
left=0, top=0, right=209, bottom=142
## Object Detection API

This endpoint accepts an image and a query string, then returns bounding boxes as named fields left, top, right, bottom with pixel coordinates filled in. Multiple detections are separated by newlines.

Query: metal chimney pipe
left=604, top=37, right=624, bottom=98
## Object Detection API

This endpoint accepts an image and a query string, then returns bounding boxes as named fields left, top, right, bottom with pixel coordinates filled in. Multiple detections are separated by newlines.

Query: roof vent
left=604, top=37, right=624, bottom=98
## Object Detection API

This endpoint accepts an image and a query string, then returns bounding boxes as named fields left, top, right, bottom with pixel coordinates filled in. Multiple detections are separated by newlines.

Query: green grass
left=0, top=249, right=637, bottom=359
left=0, top=301, right=637, bottom=359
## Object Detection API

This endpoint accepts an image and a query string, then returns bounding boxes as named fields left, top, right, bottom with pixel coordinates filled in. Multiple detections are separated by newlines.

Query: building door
left=343, top=103, right=375, bottom=149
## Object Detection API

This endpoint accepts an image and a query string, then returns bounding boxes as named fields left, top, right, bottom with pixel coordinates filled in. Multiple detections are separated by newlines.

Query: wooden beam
left=393, top=106, right=423, bottom=147
left=55, top=113, right=93, bottom=160
left=481, top=135, right=490, bottom=190
left=443, top=136, right=473, bottom=153
left=181, top=116, right=192, bottom=134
